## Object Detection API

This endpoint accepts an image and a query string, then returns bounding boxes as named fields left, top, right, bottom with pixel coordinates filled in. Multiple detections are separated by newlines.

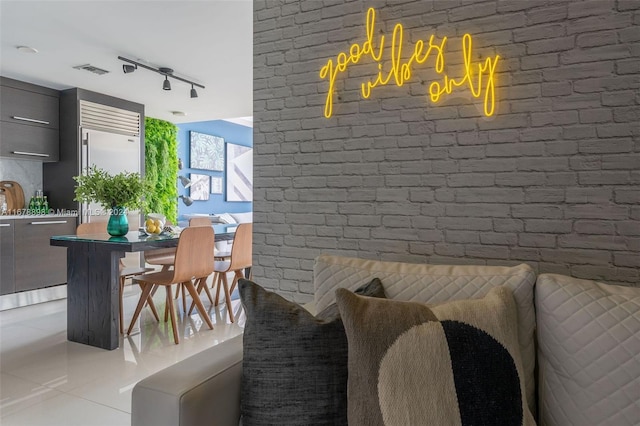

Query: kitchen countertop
left=0, top=212, right=78, bottom=220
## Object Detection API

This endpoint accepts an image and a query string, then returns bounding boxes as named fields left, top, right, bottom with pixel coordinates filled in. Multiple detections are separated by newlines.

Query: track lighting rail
left=118, top=56, right=204, bottom=97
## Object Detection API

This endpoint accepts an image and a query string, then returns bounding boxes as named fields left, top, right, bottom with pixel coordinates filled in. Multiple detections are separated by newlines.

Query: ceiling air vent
left=73, top=64, right=109, bottom=75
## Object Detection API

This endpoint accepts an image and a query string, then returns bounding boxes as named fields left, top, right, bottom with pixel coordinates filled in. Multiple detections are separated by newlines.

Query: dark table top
left=50, top=224, right=237, bottom=252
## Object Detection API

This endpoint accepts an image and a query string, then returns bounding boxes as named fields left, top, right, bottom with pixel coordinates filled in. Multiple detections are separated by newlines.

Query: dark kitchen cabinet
left=0, top=77, right=60, bottom=162
left=0, top=122, right=59, bottom=161
left=0, top=220, right=15, bottom=295
left=13, top=217, right=75, bottom=292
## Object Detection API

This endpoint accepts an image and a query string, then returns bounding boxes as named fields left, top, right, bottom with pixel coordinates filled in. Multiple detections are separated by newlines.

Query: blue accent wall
left=177, top=120, right=252, bottom=219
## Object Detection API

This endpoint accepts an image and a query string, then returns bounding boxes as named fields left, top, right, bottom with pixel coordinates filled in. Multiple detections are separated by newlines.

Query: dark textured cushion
left=315, top=277, right=386, bottom=320
left=238, top=278, right=385, bottom=426
left=336, top=286, right=535, bottom=426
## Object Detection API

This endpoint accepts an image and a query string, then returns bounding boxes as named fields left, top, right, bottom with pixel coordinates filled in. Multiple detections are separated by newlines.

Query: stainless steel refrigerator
left=80, top=127, right=141, bottom=229
left=44, top=93, right=145, bottom=268
left=79, top=127, right=142, bottom=269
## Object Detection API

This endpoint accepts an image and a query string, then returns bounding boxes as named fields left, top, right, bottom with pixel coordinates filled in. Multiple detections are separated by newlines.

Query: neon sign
left=319, top=8, right=500, bottom=118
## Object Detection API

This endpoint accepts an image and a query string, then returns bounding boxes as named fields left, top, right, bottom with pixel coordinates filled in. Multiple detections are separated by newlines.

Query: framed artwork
left=226, top=143, right=253, bottom=202
left=189, top=131, right=224, bottom=171
left=189, top=173, right=210, bottom=201
left=211, top=176, right=223, bottom=194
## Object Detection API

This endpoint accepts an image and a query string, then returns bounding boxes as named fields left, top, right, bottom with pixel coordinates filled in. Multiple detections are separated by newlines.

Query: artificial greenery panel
left=145, top=117, right=178, bottom=224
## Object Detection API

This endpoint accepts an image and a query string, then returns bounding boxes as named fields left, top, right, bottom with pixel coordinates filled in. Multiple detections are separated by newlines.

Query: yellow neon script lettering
left=319, top=8, right=500, bottom=118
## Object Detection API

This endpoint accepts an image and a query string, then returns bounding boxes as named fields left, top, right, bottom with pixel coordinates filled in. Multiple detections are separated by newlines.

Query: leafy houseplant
left=74, top=166, right=151, bottom=236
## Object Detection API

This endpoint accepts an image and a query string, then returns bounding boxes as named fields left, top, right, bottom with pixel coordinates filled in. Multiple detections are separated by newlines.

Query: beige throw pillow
left=336, top=286, right=535, bottom=426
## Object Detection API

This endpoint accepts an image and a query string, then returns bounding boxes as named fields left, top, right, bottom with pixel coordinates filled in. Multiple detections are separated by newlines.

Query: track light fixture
left=118, top=56, right=204, bottom=97
left=123, top=64, right=137, bottom=73
left=178, top=175, right=192, bottom=188
left=179, top=195, right=193, bottom=206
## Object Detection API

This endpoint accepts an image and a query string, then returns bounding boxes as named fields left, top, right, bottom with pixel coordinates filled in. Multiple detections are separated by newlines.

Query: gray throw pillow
left=238, top=278, right=385, bottom=426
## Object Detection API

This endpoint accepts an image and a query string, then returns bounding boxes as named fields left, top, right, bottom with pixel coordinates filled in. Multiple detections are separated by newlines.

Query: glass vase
left=107, top=206, right=129, bottom=236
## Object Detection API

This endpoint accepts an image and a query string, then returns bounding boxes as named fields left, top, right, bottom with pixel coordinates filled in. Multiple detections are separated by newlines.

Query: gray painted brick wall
left=253, top=0, right=639, bottom=302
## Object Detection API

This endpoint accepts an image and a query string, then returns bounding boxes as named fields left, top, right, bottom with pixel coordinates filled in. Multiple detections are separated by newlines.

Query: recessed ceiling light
left=171, top=111, right=187, bottom=116
left=16, top=46, right=38, bottom=54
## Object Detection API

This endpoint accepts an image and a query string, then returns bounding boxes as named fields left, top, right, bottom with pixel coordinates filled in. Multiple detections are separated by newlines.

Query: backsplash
left=0, top=158, right=42, bottom=203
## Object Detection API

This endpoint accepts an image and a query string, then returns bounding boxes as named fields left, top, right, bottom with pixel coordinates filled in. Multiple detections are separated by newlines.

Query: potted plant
left=73, top=166, right=151, bottom=236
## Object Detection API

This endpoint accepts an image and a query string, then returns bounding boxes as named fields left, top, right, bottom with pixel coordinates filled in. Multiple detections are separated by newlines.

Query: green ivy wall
left=145, top=117, right=178, bottom=224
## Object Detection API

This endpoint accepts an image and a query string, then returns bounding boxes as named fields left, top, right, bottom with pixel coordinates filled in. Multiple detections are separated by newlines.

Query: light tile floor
left=0, top=282, right=245, bottom=425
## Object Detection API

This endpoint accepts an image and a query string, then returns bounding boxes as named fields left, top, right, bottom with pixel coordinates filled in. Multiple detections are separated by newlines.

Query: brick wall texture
left=253, top=0, right=640, bottom=302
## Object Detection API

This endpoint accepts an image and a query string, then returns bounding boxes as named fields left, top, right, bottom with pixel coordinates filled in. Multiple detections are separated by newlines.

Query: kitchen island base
left=66, top=242, right=122, bottom=350
left=51, top=224, right=236, bottom=350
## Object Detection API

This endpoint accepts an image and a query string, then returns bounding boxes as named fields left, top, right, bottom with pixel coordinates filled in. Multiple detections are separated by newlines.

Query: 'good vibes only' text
left=320, top=8, right=500, bottom=119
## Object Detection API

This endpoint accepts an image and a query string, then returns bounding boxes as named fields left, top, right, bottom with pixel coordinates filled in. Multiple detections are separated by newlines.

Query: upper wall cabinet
left=0, top=77, right=60, bottom=162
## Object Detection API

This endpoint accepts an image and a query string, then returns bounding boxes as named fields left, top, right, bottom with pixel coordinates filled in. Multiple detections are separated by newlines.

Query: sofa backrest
left=535, top=273, right=640, bottom=426
left=314, top=254, right=537, bottom=416
left=230, top=212, right=252, bottom=223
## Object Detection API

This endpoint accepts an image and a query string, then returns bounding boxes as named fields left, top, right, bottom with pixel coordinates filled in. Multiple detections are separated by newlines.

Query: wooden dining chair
left=143, top=219, right=177, bottom=272
left=188, top=217, right=211, bottom=227
left=140, top=220, right=178, bottom=319
left=76, top=222, right=158, bottom=334
left=140, top=217, right=175, bottom=265
left=163, top=217, right=228, bottom=314
left=188, top=223, right=252, bottom=323
left=189, top=217, right=231, bottom=260
left=166, top=217, right=218, bottom=310
left=127, top=226, right=216, bottom=344
left=214, top=223, right=252, bottom=323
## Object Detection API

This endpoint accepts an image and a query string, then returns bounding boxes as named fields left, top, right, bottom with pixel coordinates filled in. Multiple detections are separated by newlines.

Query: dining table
left=50, top=224, right=237, bottom=350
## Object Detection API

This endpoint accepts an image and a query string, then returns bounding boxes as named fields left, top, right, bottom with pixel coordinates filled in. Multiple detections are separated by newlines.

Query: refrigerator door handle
left=81, top=129, right=89, bottom=223
left=82, top=130, right=89, bottom=170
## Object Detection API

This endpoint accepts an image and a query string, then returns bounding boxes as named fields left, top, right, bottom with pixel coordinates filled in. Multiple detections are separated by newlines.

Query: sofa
left=131, top=254, right=640, bottom=426
left=181, top=212, right=253, bottom=227
left=181, top=212, right=253, bottom=252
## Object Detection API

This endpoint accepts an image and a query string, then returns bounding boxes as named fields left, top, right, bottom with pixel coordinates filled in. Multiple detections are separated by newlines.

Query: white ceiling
left=0, top=0, right=253, bottom=124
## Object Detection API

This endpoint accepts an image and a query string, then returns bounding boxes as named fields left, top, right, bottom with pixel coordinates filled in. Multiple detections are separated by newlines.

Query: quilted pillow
left=216, top=212, right=237, bottom=224
left=336, top=286, right=535, bottom=426
left=536, top=274, right=640, bottom=426
left=238, top=278, right=385, bottom=426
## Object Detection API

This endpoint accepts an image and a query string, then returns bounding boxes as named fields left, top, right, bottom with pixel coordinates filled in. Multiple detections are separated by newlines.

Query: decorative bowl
left=144, top=213, right=166, bottom=235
